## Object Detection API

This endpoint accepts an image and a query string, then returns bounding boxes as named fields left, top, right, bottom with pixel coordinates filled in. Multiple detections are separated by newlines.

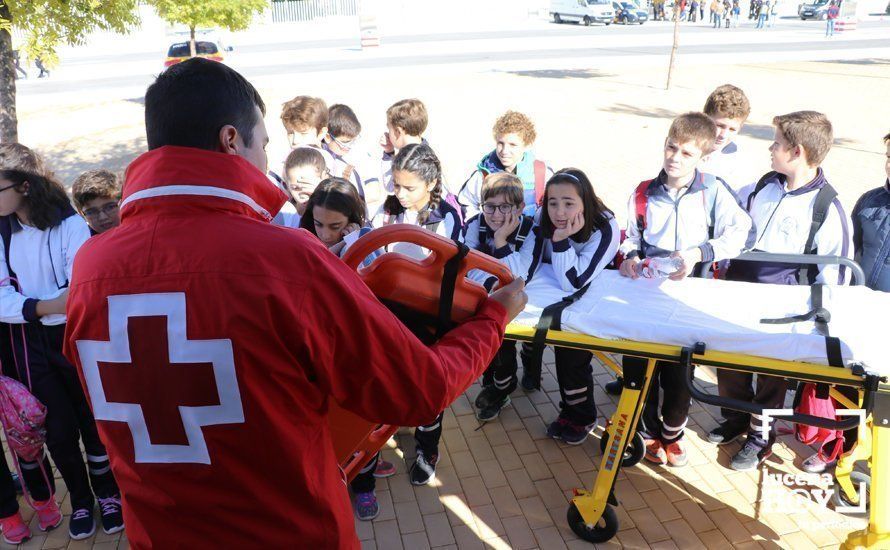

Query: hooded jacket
left=62, top=146, right=507, bottom=549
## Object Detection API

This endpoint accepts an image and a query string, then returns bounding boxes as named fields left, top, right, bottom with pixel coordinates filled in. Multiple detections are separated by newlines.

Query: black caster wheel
left=599, top=430, right=646, bottom=467
left=567, top=502, right=619, bottom=543
left=832, top=471, right=870, bottom=515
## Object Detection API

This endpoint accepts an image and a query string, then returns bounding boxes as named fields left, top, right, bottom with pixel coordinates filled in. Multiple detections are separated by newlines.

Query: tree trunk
left=189, top=26, right=196, bottom=57
left=665, top=3, right=681, bottom=90
left=0, top=4, right=18, bottom=144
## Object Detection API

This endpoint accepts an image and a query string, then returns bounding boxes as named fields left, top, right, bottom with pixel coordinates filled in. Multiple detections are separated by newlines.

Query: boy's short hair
left=386, top=99, right=428, bottom=136
left=492, top=111, right=537, bottom=145
left=72, top=170, right=122, bottom=209
left=703, top=84, right=751, bottom=121
left=773, top=111, right=833, bottom=166
left=328, top=104, right=361, bottom=139
left=145, top=58, right=266, bottom=150
left=668, top=112, right=717, bottom=153
left=884, top=131, right=890, bottom=143
left=284, top=146, right=328, bottom=177
left=281, top=96, right=328, bottom=133
left=481, top=172, right=524, bottom=205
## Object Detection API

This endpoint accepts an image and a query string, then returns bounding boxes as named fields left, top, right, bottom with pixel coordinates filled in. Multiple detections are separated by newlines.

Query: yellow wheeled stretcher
left=504, top=253, right=889, bottom=549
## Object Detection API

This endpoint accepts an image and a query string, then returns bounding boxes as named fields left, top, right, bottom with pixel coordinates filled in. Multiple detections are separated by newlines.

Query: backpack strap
left=0, top=216, right=15, bottom=281
left=747, top=171, right=778, bottom=210
left=800, top=183, right=839, bottom=285
left=525, top=225, right=546, bottom=282
left=514, top=216, right=534, bottom=245
left=634, top=180, right=653, bottom=234
left=524, top=284, right=591, bottom=390
left=533, top=160, right=546, bottom=206
left=342, top=164, right=364, bottom=200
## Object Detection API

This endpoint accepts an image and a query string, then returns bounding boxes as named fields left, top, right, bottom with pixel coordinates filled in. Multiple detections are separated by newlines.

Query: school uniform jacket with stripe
left=370, top=199, right=462, bottom=259
left=619, top=169, right=753, bottom=264
left=525, top=212, right=621, bottom=293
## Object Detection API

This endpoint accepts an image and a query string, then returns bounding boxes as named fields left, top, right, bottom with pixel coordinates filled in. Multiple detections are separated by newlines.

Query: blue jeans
left=756, top=13, right=767, bottom=27
left=826, top=18, right=835, bottom=36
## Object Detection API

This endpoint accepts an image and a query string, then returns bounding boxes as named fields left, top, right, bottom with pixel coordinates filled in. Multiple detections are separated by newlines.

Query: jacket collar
left=765, top=167, right=829, bottom=196
left=120, top=146, right=287, bottom=223
left=650, top=169, right=706, bottom=195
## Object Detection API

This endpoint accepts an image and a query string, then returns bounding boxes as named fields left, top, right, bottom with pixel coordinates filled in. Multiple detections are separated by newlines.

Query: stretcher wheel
left=566, top=502, right=619, bottom=543
left=832, top=471, right=870, bottom=515
left=599, top=431, right=646, bottom=467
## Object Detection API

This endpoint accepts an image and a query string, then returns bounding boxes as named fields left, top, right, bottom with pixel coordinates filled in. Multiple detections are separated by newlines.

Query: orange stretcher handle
left=341, top=224, right=514, bottom=321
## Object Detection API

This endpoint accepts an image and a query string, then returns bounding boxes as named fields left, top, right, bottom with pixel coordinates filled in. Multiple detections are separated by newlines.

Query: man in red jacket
left=63, top=58, right=526, bottom=549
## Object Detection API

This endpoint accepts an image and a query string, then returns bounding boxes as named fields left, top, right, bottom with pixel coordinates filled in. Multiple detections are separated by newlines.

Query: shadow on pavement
left=40, top=137, right=146, bottom=188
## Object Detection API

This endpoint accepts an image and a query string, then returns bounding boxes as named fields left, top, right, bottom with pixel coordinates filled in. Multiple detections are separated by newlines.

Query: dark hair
left=383, top=143, right=442, bottom=224
left=883, top=131, right=890, bottom=144
left=328, top=104, right=361, bottom=139
left=72, top=169, right=122, bottom=209
left=540, top=168, right=612, bottom=242
left=0, top=143, right=73, bottom=231
left=299, top=178, right=366, bottom=235
left=145, top=57, right=266, bottom=151
left=284, top=146, right=328, bottom=177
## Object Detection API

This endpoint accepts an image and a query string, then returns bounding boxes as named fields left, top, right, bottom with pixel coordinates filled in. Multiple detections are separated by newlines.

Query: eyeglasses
left=481, top=203, right=516, bottom=215
left=82, top=203, right=119, bottom=219
left=329, top=134, right=359, bottom=152
left=0, top=182, right=21, bottom=193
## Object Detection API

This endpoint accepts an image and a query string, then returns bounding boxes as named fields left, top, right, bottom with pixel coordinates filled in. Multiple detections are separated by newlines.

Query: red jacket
left=63, top=146, right=507, bottom=549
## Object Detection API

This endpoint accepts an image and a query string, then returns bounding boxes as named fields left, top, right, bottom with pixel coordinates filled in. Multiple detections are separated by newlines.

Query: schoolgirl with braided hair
left=371, top=143, right=461, bottom=259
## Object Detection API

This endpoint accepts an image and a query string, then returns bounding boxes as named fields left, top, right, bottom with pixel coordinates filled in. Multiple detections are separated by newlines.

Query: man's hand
left=380, top=132, right=394, bottom=154
left=668, top=248, right=702, bottom=281
left=489, top=278, right=527, bottom=322
left=619, top=257, right=640, bottom=279
left=492, top=210, right=521, bottom=249
left=552, top=211, right=584, bottom=243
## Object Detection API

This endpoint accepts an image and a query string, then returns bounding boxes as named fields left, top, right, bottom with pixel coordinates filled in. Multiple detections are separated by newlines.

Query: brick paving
left=353, top=350, right=868, bottom=550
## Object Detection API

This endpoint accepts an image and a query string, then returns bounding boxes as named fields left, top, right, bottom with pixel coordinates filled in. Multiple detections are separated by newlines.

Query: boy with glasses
left=71, top=170, right=121, bottom=235
left=323, top=104, right=386, bottom=215
left=463, top=172, right=537, bottom=421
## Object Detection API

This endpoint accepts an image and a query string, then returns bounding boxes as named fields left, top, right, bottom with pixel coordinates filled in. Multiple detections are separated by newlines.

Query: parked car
left=799, top=0, right=831, bottom=19
left=164, top=39, right=232, bottom=68
left=551, top=0, right=614, bottom=25
left=611, top=1, right=649, bottom=23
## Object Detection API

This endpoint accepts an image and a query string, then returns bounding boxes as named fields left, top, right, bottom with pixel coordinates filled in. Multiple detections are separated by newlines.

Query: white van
left=551, top=0, right=614, bottom=25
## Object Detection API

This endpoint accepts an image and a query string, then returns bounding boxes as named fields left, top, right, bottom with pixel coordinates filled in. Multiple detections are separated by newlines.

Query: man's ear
left=218, top=125, right=239, bottom=155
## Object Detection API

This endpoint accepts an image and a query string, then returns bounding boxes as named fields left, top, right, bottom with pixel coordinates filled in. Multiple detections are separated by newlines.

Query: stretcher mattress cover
left=513, top=266, right=886, bottom=374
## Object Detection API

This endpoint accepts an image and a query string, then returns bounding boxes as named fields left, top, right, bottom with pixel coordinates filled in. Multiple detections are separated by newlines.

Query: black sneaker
left=68, top=508, right=96, bottom=540
left=561, top=421, right=595, bottom=446
left=474, top=386, right=500, bottom=410
left=604, top=378, right=623, bottom=396
left=476, top=395, right=511, bottom=422
left=409, top=452, right=438, bottom=486
left=546, top=417, right=572, bottom=440
left=730, top=435, right=773, bottom=471
left=98, top=495, right=124, bottom=535
left=707, top=422, right=748, bottom=445
left=520, top=372, right=538, bottom=392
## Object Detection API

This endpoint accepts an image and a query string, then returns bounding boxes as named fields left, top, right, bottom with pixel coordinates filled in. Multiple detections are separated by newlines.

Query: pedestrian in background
left=826, top=0, right=839, bottom=36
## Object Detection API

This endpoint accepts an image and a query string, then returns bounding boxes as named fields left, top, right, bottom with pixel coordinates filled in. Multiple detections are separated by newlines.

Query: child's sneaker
left=409, top=452, right=437, bottom=486
left=604, top=378, right=623, bottom=396
left=68, top=507, right=96, bottom=540
left=373, top=459, right=396, bottom=478
left=561, top=421, right=594, bottom=446
left=546, top=417, right=572, bottom=440
left=664, top=440, right=688, bottom=467
left=474, top=386, right=500, bottom=410
left=353, top=491, right=379, bottom=521
left=98, top=495, right=124, bottom=534
left=730, top=435, right=773, bottom=471
left=33, top=498, right=63, bottom=531
left=0, top=511, right=31, bottom=544
left=476, top=395, right=511, bottom=422
left=801, top=452, right=836, bottom=474
left=644, top=438, right=667, bottom=465
left=706, top=421, right=747, bottom=445
left=520, top=372, right=538, bottom=392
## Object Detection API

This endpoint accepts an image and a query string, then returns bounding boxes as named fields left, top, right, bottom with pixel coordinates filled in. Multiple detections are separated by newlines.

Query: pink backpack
left=795, top=382, right=845, bottom=462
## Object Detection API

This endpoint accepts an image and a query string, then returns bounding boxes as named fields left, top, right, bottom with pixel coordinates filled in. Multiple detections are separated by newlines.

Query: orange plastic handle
left=342, top=224, right=514, bottom=289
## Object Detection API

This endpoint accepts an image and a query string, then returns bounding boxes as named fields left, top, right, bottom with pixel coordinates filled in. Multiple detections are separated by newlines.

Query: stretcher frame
left=504, top=324, right=890, bottom=549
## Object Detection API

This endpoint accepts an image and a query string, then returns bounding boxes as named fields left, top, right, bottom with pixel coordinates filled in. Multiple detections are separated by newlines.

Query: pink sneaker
left=0, top=511, right=32, bottom=544
left=33, top=498, right=63, bottom=531
left=373, top=459, right=396, bottom=478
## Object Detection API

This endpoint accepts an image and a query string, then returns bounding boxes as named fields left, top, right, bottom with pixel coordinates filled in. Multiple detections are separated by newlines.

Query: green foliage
left=149, top=0, right=269, bottom=32
left=0, top=0, right=140, bottom=66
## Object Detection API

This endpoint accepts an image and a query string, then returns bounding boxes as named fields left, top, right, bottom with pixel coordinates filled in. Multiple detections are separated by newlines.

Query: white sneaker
left=802, top=452, right=836, bottom=473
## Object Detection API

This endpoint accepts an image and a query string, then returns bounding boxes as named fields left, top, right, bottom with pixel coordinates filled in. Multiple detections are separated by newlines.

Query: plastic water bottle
left=635, top=256, right=683, bottom=278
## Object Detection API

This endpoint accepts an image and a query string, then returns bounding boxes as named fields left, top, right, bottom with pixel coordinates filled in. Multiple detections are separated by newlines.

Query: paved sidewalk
left=353, top=351, right=868, bottom=550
